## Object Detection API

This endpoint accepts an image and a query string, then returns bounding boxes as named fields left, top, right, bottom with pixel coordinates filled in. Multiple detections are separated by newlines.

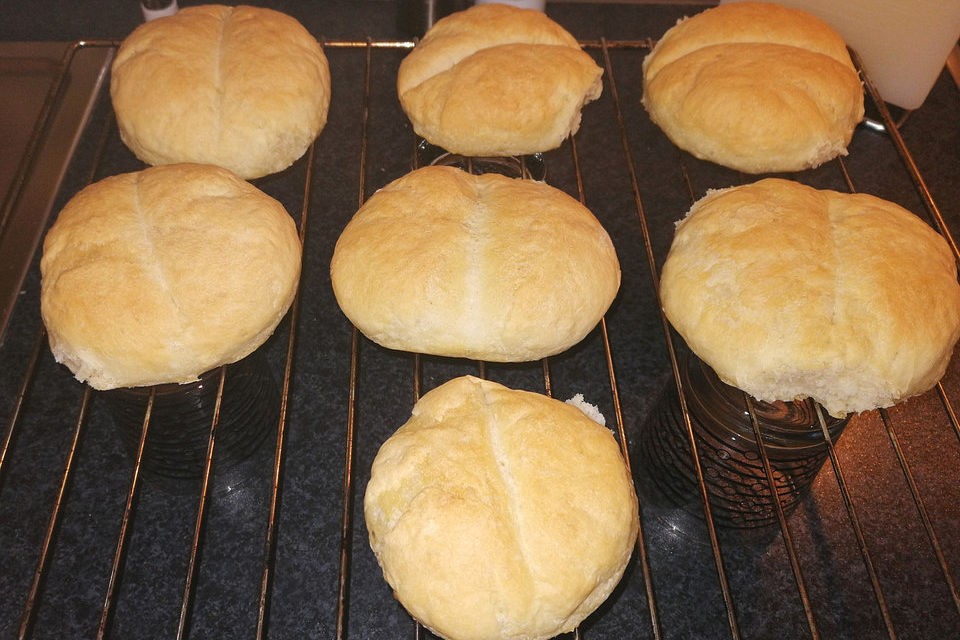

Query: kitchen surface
left=1, top=2, right=960, bottom=639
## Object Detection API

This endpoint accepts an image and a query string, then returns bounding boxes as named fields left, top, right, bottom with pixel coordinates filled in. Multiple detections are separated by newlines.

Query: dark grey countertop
left=1, top=2, right=959, bottom=639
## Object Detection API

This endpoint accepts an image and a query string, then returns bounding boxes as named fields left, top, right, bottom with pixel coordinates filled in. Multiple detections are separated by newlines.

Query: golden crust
left=110, top=5, right=331, bottom=179
left=642, top=2, right=864, bottom=173
left=364, top=376, right=638, bottom=640
left=397, top=4, right=602, bottom=156
left=329, top=165, right=621, bottom=362
left=660, top=178, right=960, bottom=416
left=40, top=163, right=302, bottom=390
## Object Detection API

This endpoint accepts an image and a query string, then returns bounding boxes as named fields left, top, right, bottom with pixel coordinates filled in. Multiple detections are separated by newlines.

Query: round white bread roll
left=330, top=165, right=620, bottom=361
left=110, top=5, right=331, bottom=180
left=660, top=178, right=960, bottom=417
left=397, top=3, right=603, bottom=157
left=365, top=375, right=638, bottom=640
left=642, top=2, right=864, bottom=174
left=40, top=163, right=302, bottom=390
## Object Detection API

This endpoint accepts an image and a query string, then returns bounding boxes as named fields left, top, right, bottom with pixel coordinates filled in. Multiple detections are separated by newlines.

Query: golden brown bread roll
left=329, top=165, right=620, bottom=361
left=365, top=375, right=638, bottom=640
left=40, top=163, right=301, bottom=390
left=642, top=2, right=864, bottom=173
left=397, top=3, right=603, bottom=156
left=660, top=178, right=960, bottom=416
left=111, top=5, right=331, bottom=180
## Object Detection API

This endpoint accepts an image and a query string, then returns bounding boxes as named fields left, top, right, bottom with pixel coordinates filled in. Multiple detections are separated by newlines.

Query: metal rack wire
left=1, top=37, right=959, bottom=640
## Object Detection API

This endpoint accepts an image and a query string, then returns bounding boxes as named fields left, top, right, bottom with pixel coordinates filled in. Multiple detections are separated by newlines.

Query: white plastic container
left=474, top=0, right=546, bottom=11
left=720, top=0, right=960, bottom=110
left=140, top=0, right=178, bottom=22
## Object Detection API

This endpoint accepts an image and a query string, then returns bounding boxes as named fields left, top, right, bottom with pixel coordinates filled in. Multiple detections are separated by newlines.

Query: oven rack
left=1, top=38, right=959, bottom=640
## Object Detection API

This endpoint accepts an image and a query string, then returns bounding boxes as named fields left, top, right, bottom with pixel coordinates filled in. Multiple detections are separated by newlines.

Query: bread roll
left=642, top=2, right=864, bottom=173
left=111, top=5, right=331, bottom=180
left=40, top=163, right=301, bottom=390
left=330, top=165, right=620, bottom=361
left=365, top=375, right=638, bottom=640
left=660, top=178, right=960, bottom=416
left=397, top=3, right=603, bottom=156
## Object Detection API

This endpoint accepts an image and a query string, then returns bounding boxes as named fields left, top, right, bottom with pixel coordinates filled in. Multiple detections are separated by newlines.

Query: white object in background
left=720, top=0, right=960, bottom=110
left=141, top=0, right=178, bottom=22
left=474, top=0, right=547, bottom=11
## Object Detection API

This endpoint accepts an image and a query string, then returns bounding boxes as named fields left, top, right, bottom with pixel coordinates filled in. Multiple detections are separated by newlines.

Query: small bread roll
left=40, top=163, right=301, bottom=390
left=111, top=5, right=331, bottom=179
left=330, top=165, right=620, bottom=361
left=660, top=178, right=960, bottom=416
left=397, top=3, right=603, bottom=156
left=642, top=2, right=864, bottom=173
left=365, top=375, right=638, bottom=640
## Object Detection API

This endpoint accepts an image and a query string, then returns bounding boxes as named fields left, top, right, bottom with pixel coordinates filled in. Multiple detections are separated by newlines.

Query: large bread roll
left=642, top=2, right=864, bottom=173
left=40, top=163, right=301, bottom=390
left=330, top=165, right=620, bottom=361
left=397, top=3, right=603, bottom=157
left=365, top=375, right=638, bottom=640
left=111, top=5, right=331, bottom=180
left=660, top=178, right=960, bottom=416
